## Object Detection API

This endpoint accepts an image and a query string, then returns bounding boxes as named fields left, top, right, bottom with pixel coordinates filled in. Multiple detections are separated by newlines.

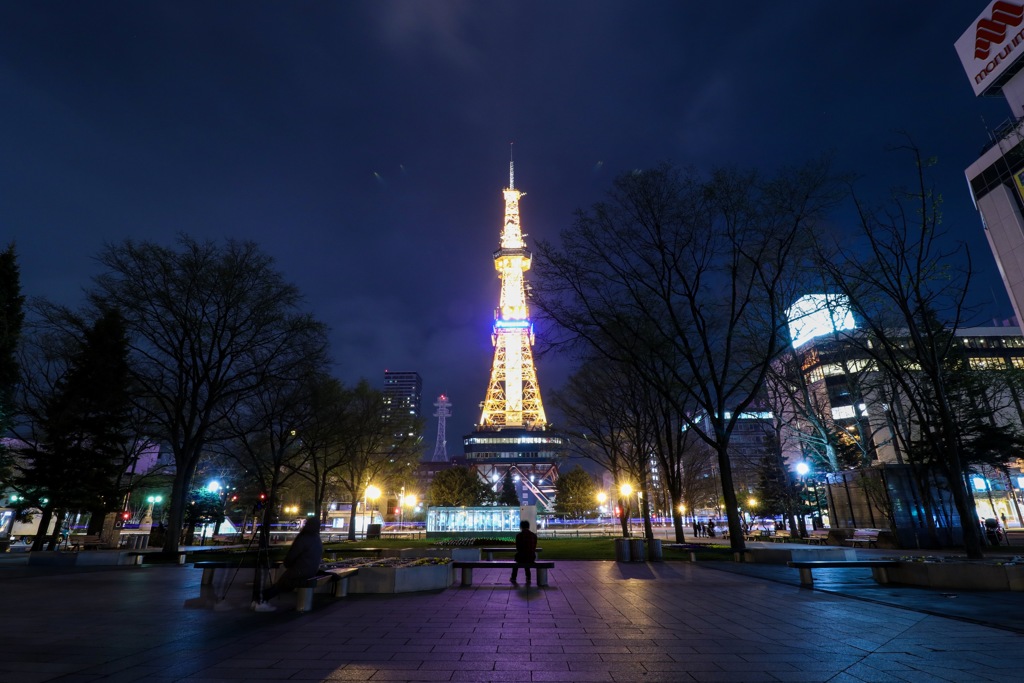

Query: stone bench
left=452, top=560, right=555, bottom=587
left=193, top=560, right=281, bottom=585
left=845, top=529, right=881, bottom=548
left=805, top=530, right=830, bottom=545
left=294, top=568, right=359, bottom=612
left=127, top=550, right=187, bottom=565
left=69, top=535, right=104, bottom=551
left=787, top=560, right=900, bottom=587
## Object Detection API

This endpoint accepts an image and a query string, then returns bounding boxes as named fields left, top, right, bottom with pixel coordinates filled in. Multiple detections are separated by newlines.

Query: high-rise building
left=959, top=2, right=1024, bottom=324
left=383, top=370, right=422, bottom=430
left=463, top=160, right=565, bottom=510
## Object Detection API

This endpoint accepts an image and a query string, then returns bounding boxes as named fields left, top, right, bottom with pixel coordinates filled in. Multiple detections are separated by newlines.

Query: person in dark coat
left=252, top=518, right=324, bottom=611
left=510, top=520, right=538, bottom=584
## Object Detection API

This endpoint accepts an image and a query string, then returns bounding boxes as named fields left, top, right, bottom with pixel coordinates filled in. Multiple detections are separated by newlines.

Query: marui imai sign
left=956, top=1, right=1024, bottom=96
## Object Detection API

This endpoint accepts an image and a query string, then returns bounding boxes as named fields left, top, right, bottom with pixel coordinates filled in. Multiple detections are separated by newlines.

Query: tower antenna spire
left=509, top=142, right=514, bottom=190
left=432, top=394, right=451, bottom=462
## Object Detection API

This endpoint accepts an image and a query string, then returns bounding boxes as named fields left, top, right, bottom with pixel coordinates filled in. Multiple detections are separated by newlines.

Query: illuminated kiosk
left=464, top=158, right=566, bottom=508
left=426, top=505, right=537, bottom=539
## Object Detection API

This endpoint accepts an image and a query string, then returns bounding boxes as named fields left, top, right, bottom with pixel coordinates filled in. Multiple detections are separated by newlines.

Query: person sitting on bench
left=252, top=518, right=323, bottom=612
left=510, top=520, right=538, bottom=585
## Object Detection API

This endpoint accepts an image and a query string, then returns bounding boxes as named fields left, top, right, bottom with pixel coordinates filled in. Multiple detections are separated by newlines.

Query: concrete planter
left=398, top=547, right=481, bottom=561
left=348, top=563, right=453, bottom=594
left=886, top=561, right=1024, bottom=591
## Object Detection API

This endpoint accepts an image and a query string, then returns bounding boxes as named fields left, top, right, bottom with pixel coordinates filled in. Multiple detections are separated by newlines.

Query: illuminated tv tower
left=478, top=158, right=547, bottom=430
left=431, top=394, right=451, bottom=462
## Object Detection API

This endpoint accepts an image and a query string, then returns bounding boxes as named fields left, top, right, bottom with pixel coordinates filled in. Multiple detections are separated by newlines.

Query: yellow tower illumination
left=478, top=161, right=547, bottom=430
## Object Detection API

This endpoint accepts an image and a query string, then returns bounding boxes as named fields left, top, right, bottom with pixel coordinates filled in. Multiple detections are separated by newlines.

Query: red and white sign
left=956, top=1, right=1024, bottom=96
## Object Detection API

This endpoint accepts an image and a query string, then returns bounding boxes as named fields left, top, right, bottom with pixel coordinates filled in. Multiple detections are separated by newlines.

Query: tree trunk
left=671, top=507, right=686, bottom=542
left=347, top=488, right=360, bottom=541
left=45, top=508, right=67, bottom=550
left=31, top=506, right=54, bottom=552
left=716, top=443, right=746, bottom=554
left=162, top=456, right=198, bottom=556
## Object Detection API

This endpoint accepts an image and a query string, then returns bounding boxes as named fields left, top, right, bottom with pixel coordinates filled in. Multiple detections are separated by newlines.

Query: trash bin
left=629, top=538, right=646, bottom=562
left=646, top=539, right=663, bottom=562
left=366, top=523, right=382, bottom=540
left=614, top=538, right=631, bottom=562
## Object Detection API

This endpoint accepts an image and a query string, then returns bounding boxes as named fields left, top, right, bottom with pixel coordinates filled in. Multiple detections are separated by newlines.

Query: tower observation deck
left=465, top=159, right=564, bottom=510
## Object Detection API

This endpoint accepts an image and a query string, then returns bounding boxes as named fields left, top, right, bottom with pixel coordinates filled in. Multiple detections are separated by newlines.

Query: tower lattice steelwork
left=431, top=394, right=451, bottom=462
left=478, top=160, right=547, bottom=430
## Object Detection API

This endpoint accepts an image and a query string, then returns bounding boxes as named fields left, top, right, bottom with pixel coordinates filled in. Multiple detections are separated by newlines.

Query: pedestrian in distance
left=251, top=517, right=323, bottom=612
left=510, top=520, right=538, bottom=585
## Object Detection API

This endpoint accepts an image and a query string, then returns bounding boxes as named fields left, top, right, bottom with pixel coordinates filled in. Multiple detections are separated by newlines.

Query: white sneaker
left=250, top=601, right=276, bottom=612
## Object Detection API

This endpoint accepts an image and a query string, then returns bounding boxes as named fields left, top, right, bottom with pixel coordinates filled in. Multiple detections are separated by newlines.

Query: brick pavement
left=1, top=558, right=1022, bottom=682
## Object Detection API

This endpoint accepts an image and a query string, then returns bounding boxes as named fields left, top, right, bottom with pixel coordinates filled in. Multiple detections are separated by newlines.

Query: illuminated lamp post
left=400, top=490, right=416, bottom=530
left=795, top=462, right=811, bottom=536
left=596, top=491, right=607, bottom=526
left=619, top=483, right=633, bottom=538
left=365, top=485, right=381, bottom=538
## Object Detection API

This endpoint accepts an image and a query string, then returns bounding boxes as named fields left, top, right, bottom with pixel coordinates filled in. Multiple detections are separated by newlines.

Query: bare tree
left=550, top=357, right=654, bottom=538
left=818, top=144, right=984, bottom=557
left=535, top=162, right=840, bottom=552
left=327, top=380, right=421, bottom=540
left=288, top=374, right=351, bottom=525
left=90, top=236, right=325, bottom=556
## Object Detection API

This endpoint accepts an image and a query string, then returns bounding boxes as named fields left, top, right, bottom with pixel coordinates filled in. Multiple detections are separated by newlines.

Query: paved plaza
left=2, top=556, right=1024, bottom=682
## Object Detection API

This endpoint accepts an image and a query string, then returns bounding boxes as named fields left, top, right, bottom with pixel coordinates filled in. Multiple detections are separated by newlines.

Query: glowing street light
left=364, top=485, right=381, bottom=537
left=596, top=491, right=608, bottom=525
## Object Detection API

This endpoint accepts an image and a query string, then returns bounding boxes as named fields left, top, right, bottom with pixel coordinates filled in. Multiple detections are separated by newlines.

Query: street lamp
left=596, top=491, right=607, bottom=525
left=365, top=485, right=381, bottom=537
left=794, top=462, right=812, bottom=535
left=399, top=490, right=416, bottom=530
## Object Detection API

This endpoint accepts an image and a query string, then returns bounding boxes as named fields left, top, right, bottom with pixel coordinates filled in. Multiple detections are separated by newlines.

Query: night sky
left=0, top=3, right=1015, bottom=452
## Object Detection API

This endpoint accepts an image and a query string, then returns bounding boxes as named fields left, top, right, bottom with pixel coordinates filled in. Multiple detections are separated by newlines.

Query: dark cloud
left=0, top=1, right=1012, bottom=447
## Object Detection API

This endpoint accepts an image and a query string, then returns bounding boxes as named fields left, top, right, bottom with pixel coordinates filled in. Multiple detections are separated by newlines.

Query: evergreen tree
left=553, top=465, right=597, bottom=519
left=499, top=470, right=519, bottom=506
left=18, top=309, right=132, bottom=550
left=428, top=466, right=490, bottom=507
left=0, top=245, right=25, bottom=486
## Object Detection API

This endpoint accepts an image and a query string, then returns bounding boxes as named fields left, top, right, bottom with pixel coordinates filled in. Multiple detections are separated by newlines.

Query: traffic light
left=121, top=511, right=131, bottom=521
